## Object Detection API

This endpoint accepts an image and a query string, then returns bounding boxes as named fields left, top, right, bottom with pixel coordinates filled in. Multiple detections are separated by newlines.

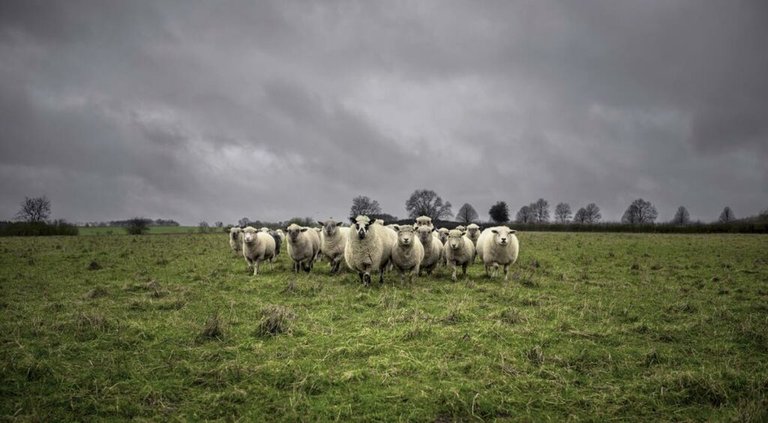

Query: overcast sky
left=1, top=1, right=766, bottom=225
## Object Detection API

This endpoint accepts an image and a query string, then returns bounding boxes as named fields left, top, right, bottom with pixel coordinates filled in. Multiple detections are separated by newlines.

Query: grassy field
left=1, top=232, right=767, bottom=421
left=78, top=226, right=206, bottom=236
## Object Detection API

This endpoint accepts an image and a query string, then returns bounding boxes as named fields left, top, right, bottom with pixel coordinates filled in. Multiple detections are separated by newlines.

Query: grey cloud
left=1, top=0, right=766, bottom=224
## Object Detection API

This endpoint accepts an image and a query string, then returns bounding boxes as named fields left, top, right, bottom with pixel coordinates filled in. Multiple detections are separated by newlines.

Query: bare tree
left=238, top=217, right=251, bottom=227
left=489, top=201, right=510, bottom=223
left=622, top=199, right=658, bottom=224
left=405, top=189, right=452, bottom=220
left=198, top=221, right=210, bottom=233
left=350, top=195, right=382, bottom=219
left=529, top=198, right=550, bottom=223
left=573, top=208, right=587, bottom=223
left=126, top=217, right=151, bottom=235
left=671, top=206, right=690, bottom=225
left=214, top=221, right=223, bottom=228
left=718, top=206, right=736, bottom=223
left=456, top=203, right=479, bottom=224
left=16, top=196, right=51, bottom=223
left=584, top=203, right=602, bottom=224
left=554, top=202, right=572, bottom=224
left=515, top=205, right=534, bottom=224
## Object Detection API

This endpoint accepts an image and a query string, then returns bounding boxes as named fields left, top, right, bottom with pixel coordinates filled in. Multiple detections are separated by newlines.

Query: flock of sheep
left=228, top=216, right=520, bottom=286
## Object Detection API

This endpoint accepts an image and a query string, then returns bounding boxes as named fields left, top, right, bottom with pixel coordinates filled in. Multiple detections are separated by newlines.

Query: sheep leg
left=461, top=263, right=468, bottom=277
left=379, top=269, right=385, bottom=284
left=451, top=262, right=458, bottom=281
left=253, top=260, right=259, bottom=276
left=503, top=264, right=510, bottom=281
left=364, top=272, right=372, bottom=286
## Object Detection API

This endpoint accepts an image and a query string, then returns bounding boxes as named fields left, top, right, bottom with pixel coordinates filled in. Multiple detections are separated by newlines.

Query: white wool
left=241, top=226, right=276, bottom=276
left=443, top=229, right=476, bottom=281
left=285, top=223, right=321, bottom=272
left=390, top=225, right=425, bottom=283
left=476, top=226, right=519, bottom=280
left=344, top=215, right=397, bottom=285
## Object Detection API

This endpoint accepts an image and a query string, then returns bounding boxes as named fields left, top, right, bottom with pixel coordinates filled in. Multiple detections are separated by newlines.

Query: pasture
left=1, top=232, right=767, bottom=421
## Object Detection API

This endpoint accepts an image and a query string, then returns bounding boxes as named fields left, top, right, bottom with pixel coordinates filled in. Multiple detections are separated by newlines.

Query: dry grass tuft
left=199, top=313, right=224, bottom=341
left=84, top=287, right=109, bottom=299
left=255, top=305, right=296, bottom=337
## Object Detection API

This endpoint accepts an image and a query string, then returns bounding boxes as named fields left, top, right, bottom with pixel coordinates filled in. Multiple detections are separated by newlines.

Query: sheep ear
left=492, top=229, right=498, bottom=234
left=350, top=217, right=356, bottom=224
left=317, top=221, right=324, bottom=226
left=510, top=230, right=517, bottom=234
left=300, top=227, right=308, bottom=232
left=392, top=225, right=400, bottom=232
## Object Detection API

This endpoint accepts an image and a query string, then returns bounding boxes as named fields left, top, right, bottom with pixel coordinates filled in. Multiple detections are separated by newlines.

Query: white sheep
left=436, top=227, right=450, bottom=244
left=443, top=229, right=476, bottom=281
left=455, top=225, right=467, bottom=232
left=390, top=225, right=425, bottom=284
left=466, top=224, right=481, bottom=246
left=344, top=215, right=397, bottom=285
left=476, top=226, right=519, bottom=281
left=318, top=219, right=349, bottom=273
left=229, top=227, right=243, bottom=256
left=259, top=227, right=271, bottom=233
left=241, top=226, right=276, bottom=276
left=414, top=215, right=434, bottom=229
left=285, top=223, right=321, bottom=273
left=416, top=226, right=442, bottom=276
left=275, top=229, right=286, bottom=242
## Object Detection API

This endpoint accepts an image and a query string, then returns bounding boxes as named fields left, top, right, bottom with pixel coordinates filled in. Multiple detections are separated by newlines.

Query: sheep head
left=351, top=215, right=372, bottom=240
left=394, top=225, right=416, bottom=247
left=491, top=227, right=516, bottom=246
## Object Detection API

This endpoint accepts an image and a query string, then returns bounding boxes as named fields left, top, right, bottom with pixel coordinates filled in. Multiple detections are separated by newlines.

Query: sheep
left=269, top=230, right=282, bottom=256
left=229, top=227, right=243, bottom=256
left=390, top=225, right=424, bottom=284
left=443, top=229, right=476, bottom=281
left=455, top=225, right=466, bottom=232
left=259, top=227, right=271, bottom=233
left=344, top=215, right=397, bottom=285
left=318, top=219, right=349, bottom=273
left=476, top=226, right=519, bottom=281
left=466, top=224, right=481, bottom=246
left=285, top=223, right=321, bottom=273
left=414, top=215, right=434, bottom=229
left=416, top=226, right=442, bottom=276
left=275, top=229, right=286, bottom=242
left=241, top=226, right=276, bottom=276
left=436, top=227, right=450, bottom=244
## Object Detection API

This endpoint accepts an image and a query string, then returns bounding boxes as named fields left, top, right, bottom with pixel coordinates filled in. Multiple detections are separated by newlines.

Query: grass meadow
left=77, top=226, right=201, bottom=236
left=1, top=232, right=767, bottom=421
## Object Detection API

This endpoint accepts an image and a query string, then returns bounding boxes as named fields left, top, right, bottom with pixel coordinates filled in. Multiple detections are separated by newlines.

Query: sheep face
left=447, top=230, right=464, bottom=250
left=437, top=228, right=450, bottom=244
left=350, top=216, right=373, bottom=240
left=417, top=226, right=434, bottom=244
left=466, top=224, right=480, bottom=239
left=286, top=224, right=308, bottom=242
left=243, top=228, right=257, bottom=244
left=319, top=220, right=342, bottom=237
left=491, top=227, right=516, bottom=246
left=395, top=225, right=417, bottom=247
left=414, top=216, right=433, bottom=228
left=230, top=227, right=242, bottom=242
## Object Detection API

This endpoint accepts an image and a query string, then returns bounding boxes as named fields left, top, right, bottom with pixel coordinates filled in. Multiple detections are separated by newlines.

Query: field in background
left=2, top=232, right=767, bottom=421
left=78, top=226, right=204, bottom=236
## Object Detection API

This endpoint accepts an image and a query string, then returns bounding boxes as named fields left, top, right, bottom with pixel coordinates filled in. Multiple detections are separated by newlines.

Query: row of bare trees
left=347, top=191, right=742, bottom=226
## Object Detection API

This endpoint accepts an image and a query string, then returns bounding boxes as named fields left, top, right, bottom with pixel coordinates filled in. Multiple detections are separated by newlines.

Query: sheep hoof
left=362, top=273, right=371, bottom=286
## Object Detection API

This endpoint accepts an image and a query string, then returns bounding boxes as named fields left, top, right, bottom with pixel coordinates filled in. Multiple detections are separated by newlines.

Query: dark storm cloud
left=0, top=0, right=766, bottom=224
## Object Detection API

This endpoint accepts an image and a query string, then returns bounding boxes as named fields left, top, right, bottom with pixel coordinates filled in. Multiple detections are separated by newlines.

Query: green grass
left=78, top=226, right=206, bottom=236
left=1, top=232, right=767, bottom=421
